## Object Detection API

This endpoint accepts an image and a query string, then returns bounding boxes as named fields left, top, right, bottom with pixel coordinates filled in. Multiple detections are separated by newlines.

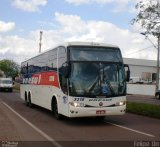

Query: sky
left=0, top=0, right=158, bottom=64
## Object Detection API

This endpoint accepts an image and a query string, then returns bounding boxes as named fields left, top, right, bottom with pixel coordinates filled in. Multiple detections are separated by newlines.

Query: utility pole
left=156, top=33, right=160, bottom=92
left=39, top=31, right=43, bottom=53
left=155, top=0, right=160, bottom=93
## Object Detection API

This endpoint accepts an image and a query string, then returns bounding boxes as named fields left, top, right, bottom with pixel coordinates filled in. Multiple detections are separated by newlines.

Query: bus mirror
left=126, top=70, right=130, bottom=82
left=124, top=64, right=130, bottom=82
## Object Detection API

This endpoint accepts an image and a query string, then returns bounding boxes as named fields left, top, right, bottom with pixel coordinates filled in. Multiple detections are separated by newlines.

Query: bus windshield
left=69, top=62, right=125, bottom=97
left=68, top=46, right=126, bottom=97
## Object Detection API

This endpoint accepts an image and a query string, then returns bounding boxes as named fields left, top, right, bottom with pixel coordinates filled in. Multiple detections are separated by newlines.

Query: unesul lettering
left=23, top=75, right=41, bottom=84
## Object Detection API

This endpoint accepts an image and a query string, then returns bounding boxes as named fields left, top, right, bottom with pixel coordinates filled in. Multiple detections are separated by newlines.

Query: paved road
left=127, top=95, right=160, bottom=105
left=0, top=91, right=160, bottom=147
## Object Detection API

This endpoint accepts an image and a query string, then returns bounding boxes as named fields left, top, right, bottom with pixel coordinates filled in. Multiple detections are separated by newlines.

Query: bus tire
left=25, top=92, right=29, bottom=106
left=155, top=92, right=160, bottom=99
left=28, top=93, right=33, bottom=108
left=52, top=98, right=62, bottom=120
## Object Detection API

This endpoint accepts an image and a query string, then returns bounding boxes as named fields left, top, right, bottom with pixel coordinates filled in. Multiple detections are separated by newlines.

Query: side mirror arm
left=124, top=64, right=130, bottom=82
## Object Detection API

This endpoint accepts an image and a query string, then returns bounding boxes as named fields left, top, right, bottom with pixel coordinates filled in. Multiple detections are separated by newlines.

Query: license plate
left=96, top=110, right=106, bottom=114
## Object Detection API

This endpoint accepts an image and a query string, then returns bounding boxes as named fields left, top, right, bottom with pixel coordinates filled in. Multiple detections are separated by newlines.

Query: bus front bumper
left=68, top=105, right=126, bottom=117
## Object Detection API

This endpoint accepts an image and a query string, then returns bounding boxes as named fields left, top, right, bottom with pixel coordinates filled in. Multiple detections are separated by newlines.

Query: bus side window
left=58, top=47, right=67, bottom=94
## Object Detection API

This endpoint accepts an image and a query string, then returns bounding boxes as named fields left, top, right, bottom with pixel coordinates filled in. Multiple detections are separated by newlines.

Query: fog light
left=69, top=102, right=85, bottom=107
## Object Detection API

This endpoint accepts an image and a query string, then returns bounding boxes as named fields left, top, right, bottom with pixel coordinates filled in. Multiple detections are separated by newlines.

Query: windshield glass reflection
left=70, top=46, right=122, bottom=62
left=69, top=62, right=126, bottom=97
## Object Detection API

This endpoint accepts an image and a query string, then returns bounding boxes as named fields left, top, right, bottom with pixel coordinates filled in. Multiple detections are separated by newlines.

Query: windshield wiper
left=88, top=76, right=99, bottom=93
left=104, top=78, right=116, bottom=96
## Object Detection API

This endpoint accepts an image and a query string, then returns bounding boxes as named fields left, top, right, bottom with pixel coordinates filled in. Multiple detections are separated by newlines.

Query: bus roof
left=62, top=41, right=119, bottom=48
left=21, top=41, right=120, bottom=64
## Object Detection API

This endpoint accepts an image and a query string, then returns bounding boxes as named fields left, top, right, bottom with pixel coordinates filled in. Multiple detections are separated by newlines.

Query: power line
left=125, top=45, right=154, bottom=56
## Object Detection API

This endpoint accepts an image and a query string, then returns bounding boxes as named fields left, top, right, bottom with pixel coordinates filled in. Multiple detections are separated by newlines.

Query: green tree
left=132, top=0, right=160, bottom=36
left=0, top=59, right=20, bottom=79
left=132, top=0, right=160, bottom=92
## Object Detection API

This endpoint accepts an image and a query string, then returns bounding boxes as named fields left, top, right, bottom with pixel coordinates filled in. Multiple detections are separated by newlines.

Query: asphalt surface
left=0, top=91, right=160, bottom=147
left=127, top=94, right=160, bottom=105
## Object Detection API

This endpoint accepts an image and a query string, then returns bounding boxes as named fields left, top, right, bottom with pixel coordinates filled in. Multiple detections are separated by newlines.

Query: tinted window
left=58, top=47, right=67, bottom=94
left=69, top=46, right=122, bottom=62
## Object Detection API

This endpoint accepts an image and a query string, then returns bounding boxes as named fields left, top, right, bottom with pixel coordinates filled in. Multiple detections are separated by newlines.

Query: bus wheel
left=52, top=99, right=62, bottom=120
left=28, top=93, right=33, bottom=108
left=25, top=92, right=29, bottom=106
left=155, top=92, right=160, bottom=99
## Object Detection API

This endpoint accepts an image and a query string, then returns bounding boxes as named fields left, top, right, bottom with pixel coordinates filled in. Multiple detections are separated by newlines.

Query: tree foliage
left=0, top=59, right=20, bottom=79
left=132, top=0, right=160, bottom=37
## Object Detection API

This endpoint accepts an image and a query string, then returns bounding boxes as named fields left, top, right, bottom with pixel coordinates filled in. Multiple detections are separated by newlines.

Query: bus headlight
left=69, top=102, right=85, bottom=107
left=116, top=101, right=126, bottom=106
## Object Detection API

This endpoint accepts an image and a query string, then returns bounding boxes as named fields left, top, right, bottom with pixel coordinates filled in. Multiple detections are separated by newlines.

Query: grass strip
left=127, top=102, right=160, bottom=119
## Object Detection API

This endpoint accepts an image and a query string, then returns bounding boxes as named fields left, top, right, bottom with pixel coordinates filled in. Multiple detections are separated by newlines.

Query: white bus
left=20, top=42, right=130, bottom=119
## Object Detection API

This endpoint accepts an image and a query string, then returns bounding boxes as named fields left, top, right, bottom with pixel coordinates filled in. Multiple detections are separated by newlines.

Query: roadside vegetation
left=130, top=0, right=160, bottom=119
left=127, top=102, right=160, bottom=119
left=0, top=59, right=20, bottom=92
left=0, top=59, right=20, bottom=78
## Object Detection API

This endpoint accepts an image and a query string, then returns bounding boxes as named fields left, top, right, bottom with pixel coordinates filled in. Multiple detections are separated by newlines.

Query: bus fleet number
left=74, top=98, right=84, bottom=101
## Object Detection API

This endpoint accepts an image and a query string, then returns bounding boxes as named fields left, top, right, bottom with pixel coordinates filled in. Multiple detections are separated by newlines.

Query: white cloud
left=55, top=12, right=88, bottom=35
left=6, top=36, right=35, bottom=55
left=0, top=21, right=15, bottom=32
left=0, top=12, right=157, bottom=63
left=12, top=0, right=47, bottom=12
left=0, top=35, right=37, bottom=62
left=65, top=0, right=130, bottom=5
left=65, top=0, right=137, bottom=13
left=54, top=12, right=157, bottom=60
